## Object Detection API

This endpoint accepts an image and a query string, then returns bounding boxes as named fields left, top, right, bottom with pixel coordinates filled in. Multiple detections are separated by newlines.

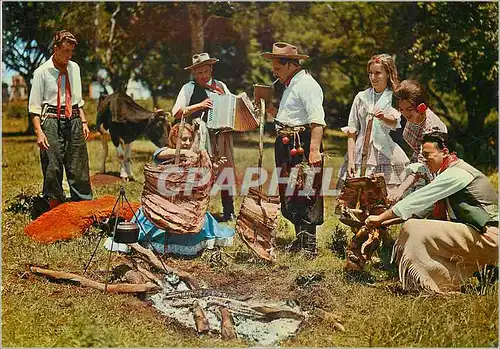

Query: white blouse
left=341, top=88, right=408, bottom=166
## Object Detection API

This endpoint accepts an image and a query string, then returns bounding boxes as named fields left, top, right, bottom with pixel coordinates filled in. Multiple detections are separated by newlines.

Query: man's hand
left=309, top=149, right=322, bottom=166
left=36, top=130, right=50, bottom=150
left=82, top=122, right=90, bottom=140
left=365, top=214, right=383, bottom=228
left=199, top=98, right=213, bottom=110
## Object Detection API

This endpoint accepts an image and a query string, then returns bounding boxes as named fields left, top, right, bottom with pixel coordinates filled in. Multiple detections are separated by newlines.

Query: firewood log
left=129, top=243, right=200, bottom=289
left=192, top=300, right=210, bottom=333
left=29, top=266, right=160, bottom=293
left=218, top=306, right=237, bottom=340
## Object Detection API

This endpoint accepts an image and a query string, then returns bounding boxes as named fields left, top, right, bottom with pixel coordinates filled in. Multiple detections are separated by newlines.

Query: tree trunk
left=188, top=4, right=204, bottom=54
left=23, top=75, right=35, bottom=135
left=151, top=90, right=160, bottom=110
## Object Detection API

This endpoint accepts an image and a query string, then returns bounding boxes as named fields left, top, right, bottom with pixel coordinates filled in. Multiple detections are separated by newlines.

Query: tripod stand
left=83, top=186, right=169, bottom=292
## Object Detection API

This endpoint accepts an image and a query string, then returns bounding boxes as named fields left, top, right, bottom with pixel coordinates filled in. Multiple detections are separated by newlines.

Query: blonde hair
left=367, top=54, right=399, bottom=91
left=167, top=123, right=194, bottom=149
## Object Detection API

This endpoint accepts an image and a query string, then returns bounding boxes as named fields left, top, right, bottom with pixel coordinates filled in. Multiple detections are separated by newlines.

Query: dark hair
left=422, top=131, right=455, bottom=152
left=394, top=80, right=429, bottom=107
left=278, top=58, right=300, bottom=67
left=53, top=30, right=78, bottom=49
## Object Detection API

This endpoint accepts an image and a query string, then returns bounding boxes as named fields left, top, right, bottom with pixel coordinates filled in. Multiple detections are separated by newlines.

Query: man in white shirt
left=365, top=132, right=498, bottom=293
left=171, top=53, right=235, bottom=221
left=28, top=30, right=92, bottom=209
left=261, top=42, right=326, bottom=256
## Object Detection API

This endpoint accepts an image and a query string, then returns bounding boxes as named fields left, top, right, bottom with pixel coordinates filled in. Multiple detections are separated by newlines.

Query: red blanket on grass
left=24, top=196, right=140, bottom=243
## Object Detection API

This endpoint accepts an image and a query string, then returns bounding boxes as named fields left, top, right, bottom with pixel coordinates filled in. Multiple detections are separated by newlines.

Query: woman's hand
left=184, top=150, right=198, bottom=160
left=347, top=162, right=356, bottom=178
left=373, top=108, right=397, bottom=127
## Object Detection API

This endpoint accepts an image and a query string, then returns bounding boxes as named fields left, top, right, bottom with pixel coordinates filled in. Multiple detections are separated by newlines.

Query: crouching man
left=365, top=132, right=498, bottom=293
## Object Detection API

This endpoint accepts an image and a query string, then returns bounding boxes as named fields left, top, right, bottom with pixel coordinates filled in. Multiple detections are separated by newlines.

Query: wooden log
left=192, top=300, right=210, bottom=334
left=218, top=306, right=237, bottom=340
left=136, top=264, right=163, bottom=286
left=251, top=305, right=304, bottom=321
left=129, top=243, right=200, bottom=289
left=314, top=308, right=345, bottom=332
left=29, top=266, right=161, bottom=294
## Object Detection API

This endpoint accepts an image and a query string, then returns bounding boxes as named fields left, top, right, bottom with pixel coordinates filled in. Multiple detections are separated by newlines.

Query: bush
left=7, top=101, right=28, bottom=119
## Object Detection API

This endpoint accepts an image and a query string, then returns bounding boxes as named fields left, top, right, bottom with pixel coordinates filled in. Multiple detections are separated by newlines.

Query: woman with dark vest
left=365, top=132, right=498, bottom=293
left=172, top=53, right=235, bottom=221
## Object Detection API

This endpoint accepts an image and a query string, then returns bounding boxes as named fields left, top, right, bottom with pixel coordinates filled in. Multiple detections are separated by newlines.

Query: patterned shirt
left=403, top=109, right=447, bottom=162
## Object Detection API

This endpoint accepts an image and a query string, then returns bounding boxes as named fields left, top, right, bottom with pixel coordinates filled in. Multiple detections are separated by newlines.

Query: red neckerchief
left=207, top=80, right=225, bottom=95
left=284, top=69, right=303, bottom=87
left=56, top=67, right=72, bottom=119
left=432, top=152, right=459, bottom=220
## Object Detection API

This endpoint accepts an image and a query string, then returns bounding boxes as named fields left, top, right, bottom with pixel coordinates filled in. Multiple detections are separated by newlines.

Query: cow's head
left=145, top=109, right=171, bottom=148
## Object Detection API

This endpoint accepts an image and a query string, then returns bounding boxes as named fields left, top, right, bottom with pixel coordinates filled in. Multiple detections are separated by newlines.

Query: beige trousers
left=392, top=219, right=498, bottom=293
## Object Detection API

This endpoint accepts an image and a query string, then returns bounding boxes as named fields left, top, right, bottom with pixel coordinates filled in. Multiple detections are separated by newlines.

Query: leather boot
left=221, top=193, right=235, bottom=222
left=286, top=224, right=305, bottom=253
left=301, top=223, right=318, bottom=257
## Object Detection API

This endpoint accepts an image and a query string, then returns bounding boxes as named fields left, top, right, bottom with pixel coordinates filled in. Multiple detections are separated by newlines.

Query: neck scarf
left=359, top=88, right=394, bottom=159
left=284, top=69, right=303, bottom=87
left=207, top=80, right=224, bottom=95
left=56, top=68, right=72, bottom=118
left=432, top=153, right=459, bottom=220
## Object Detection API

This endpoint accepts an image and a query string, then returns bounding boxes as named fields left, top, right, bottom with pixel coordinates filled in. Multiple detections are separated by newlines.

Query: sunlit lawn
left=2, top=101, right=498, bottom=347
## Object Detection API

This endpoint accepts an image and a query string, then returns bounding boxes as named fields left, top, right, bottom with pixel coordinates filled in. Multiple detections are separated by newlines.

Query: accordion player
left=206, top=92, right=259, bottom=132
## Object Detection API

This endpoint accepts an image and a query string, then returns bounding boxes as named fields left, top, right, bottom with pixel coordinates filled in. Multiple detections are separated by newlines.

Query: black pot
left=113, top=221, right=140, bottom=243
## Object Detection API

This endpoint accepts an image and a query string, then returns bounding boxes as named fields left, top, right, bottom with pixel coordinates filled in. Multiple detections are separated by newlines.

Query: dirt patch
left=166, top=259, right=297, bottom=302
left=91, top=173, right=123, bottom=187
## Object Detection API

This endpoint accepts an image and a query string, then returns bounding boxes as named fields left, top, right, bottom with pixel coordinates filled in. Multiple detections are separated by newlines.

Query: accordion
left=206, top=92, right=259, bottom=132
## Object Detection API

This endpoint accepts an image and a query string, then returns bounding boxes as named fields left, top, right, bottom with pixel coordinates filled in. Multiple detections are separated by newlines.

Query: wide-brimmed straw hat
left=261, top=42, right=309, bottom=60
left=184, top=53, right=219, bottom=70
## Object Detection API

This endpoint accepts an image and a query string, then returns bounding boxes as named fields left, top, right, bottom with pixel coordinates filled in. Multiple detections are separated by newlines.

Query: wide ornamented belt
left=43, top=104, right=80, bottom=119
left=274, top=120, right=309, bottom=136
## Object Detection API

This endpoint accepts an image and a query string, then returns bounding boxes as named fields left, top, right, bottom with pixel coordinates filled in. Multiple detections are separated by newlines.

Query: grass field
left=2, top=100, right=498, bottom=347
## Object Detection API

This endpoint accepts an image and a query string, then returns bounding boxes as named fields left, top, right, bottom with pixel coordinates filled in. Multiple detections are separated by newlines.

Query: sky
left=2, top=61, right=151, bottom=100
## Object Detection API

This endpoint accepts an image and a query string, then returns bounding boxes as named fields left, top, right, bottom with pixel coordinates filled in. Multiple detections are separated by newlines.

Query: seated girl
left=132, top=123, right=234, bottom=257
left=387, top=80, right=448, bottom=203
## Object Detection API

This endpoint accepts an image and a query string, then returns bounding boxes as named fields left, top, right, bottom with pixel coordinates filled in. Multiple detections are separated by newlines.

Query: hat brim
left=261, top=52, right=309, bottom=60
left=184, top=58, right=219, bottom=70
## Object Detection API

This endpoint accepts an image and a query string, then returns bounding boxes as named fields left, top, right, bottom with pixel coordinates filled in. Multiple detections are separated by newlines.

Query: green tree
left=407, top=2, right=498, bottom=168
left=2, top=2, right=69, bottom=133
